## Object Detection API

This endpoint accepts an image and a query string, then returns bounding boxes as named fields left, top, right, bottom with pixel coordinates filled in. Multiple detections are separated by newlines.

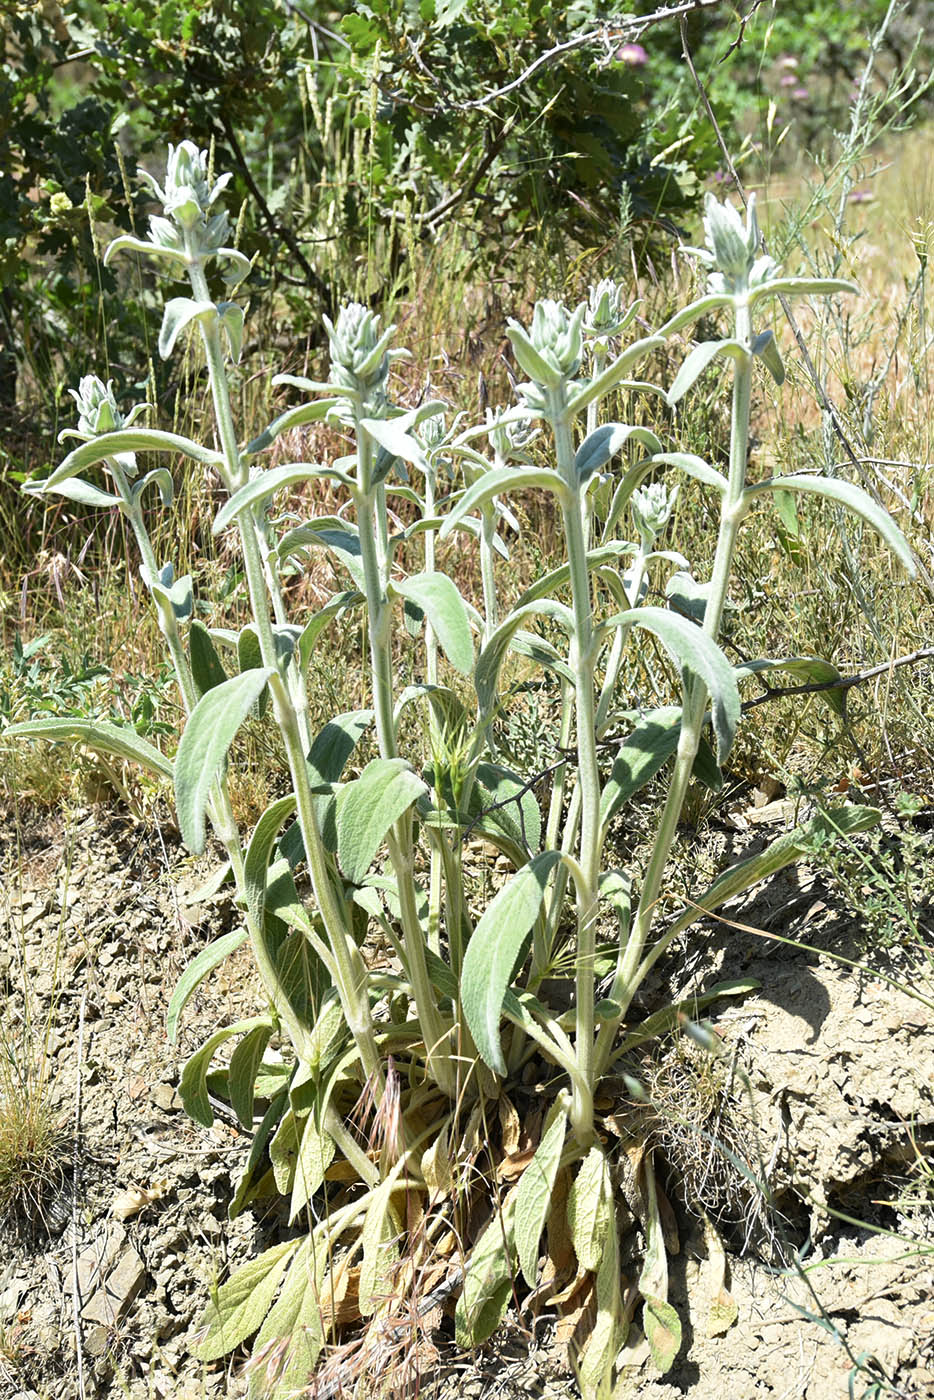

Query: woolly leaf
left=248, top=1234, right=325, bottom=1397
left=195, top=1238, right=299, bottom=1361
left=159, top=297, right=216, bottom=359
left=567, top=1144, right=611, bottom=1272
left=179, top=1017, right=271, bottom=1127
left=392, top=573, right=473, bottom=674
left=174, top=669, right=273, bottom=853
left=335, top=758, right=428, bottom=884
left=460, top=851, right=562, bottom=1075
left=166, top=927, right=248, bottom=1044
left=455, top=1197, right=517, bottom=1347
left=515, top=1103, right=568, bottom=1287
left=4, top=716, right=172, bottom=781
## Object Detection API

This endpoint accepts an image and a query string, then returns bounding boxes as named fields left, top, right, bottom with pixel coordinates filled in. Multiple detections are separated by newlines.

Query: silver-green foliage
left=8, top=151, right=917, bottom=1397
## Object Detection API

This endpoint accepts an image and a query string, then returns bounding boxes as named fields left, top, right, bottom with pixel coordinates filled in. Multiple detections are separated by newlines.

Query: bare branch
left=458, top=0, right=726, bottom=113
left=213, top=113, right=331, bottom=306
left=741, top=647, right=934, bottom=712
left=718, top=0, right=770, bottom=64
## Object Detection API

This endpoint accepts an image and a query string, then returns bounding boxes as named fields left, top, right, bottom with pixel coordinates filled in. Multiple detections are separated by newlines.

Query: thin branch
left=459, top=0, right=724, bottom=112
left=741, top=646, right=934, bottom=712
left=459, top=756, right=565, bottom=849
left=418, top=117, right=518, bottom=229
left=718, top=0, right=770, bottom=64
left=282, top=2, right=351, bottom=52
left=214, top=113, right=331, bottom=306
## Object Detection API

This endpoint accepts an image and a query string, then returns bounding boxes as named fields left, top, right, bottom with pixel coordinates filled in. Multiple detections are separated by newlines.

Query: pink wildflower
left=617, top=43, right=648, bottom=67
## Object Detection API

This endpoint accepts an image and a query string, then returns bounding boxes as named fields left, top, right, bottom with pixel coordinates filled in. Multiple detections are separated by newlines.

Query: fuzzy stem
left=185, top=245, right=383, bottom=1082
left=424, top=466, right=439, bottom=686
left=551, top=399, right=601, bottom=1146
left=479, top=502, right=500, bottom=643
left=538, top=765, right=582, bottom=980
left=595, top=299, right=752, bottom=1075
left=595, top=544, right=647, bottom=734
left=109, top=458, right=242, bottom=861
left=355, top=427, right=455, bottom=1096
left=423, top=468, right=444, bottom=955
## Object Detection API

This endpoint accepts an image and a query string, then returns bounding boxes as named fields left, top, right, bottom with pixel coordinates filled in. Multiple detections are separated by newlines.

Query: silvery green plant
left=9, top=152, right=916, bottom=1398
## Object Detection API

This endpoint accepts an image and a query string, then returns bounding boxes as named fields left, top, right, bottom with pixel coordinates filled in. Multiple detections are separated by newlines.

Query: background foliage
left=5, top=0, right=929, bottom=448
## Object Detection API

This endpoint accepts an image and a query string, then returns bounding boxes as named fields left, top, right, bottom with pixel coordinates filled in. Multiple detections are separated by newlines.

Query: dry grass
left=629, top=1035, right=774, bottom=1251
left=0, top=1062, right=69, bottom=1240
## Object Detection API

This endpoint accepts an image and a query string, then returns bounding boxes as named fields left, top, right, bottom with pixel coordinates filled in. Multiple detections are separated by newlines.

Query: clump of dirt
left=0, top=803, right=931, bottom=1400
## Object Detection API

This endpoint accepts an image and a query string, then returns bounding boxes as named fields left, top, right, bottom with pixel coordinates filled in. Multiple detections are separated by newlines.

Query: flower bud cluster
left=146, top=208, right=235, bottom=258
left=631, top=481, right=678, bottom=545
left=415, top=412, right=455, bottom=481
left=106, top=141, right=250, bottom=286
left=585, top=279, right=627, bottom=339
left=140, top=141, right=232, bottom=233
left=324, top=302, right=403, bottom=414
left=487, top=408, right=538, bottom=465
left=416, top=412, right=448, bottom=451
left=69, top=375, right=124, bottom=438
left=534, top=298, right=585, bottom=378
left=507, top=298, right=586, bottom=395
left=685, top=193, right=777, bottom=297
left=62, top=374, right=148, bottom=476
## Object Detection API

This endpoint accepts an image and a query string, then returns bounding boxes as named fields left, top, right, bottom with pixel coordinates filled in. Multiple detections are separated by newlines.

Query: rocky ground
left=0, top=802, right=932, bottom=1400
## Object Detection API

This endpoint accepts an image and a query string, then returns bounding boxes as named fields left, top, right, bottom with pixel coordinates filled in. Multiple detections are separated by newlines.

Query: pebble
left=83, top=1322, right=111, bottom=1357
left=82, top=1245, right=146, bottom=1326
left=151, top=1082, right=180, bottom=1112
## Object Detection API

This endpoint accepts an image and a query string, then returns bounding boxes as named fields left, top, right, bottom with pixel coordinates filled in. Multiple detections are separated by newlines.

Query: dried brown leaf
left=111, top=1178, right=170, bottom=1221
left=497, top=1147, right=535, bottom=1182
left=498, top=1093, right=522, bottom=1155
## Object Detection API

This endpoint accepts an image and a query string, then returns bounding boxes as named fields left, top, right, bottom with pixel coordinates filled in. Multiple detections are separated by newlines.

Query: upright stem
left=355, top=426, right=454, bottom=1096
left=424, top=468, right=439, bottom=686
left=583, top=346, right=606, bottom=548
left=184, top=245, right=383, bottom=1082
left=595, top=544, right=647, bottom=734
left=354, top=435, right=397, bottom=759
left=539, top=727, right=582, bottom=976
left=595, top=299, right=752, bottom=1076
left=551, top=400, right=602, bottom=1146
left=110, top=459, right=243, bottom=860
left=479, top=503, right=499, bottom=643
left=422, top=463, right=448, bottom=958
left=185, top=257, right=242, bottom=493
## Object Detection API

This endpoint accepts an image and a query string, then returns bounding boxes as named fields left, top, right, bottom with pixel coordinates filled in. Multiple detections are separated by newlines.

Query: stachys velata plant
left=9, top=147, right=915, bottom=1396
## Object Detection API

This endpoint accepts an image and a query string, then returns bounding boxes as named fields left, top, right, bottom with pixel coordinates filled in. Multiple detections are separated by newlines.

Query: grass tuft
left=636, top=1034, right=774, bottom=1252
left=0, top=1067, right=70, bottom=1241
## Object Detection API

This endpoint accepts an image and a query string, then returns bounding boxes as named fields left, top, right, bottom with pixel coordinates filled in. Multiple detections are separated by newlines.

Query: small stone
left=76, top=1224, right=126, bottom=1298
left=83, top=1323, right=111, bottom=1358
left=151, top=1083, right=179, bottom=1112
left=81, top=1245, right=146, bottom=1326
